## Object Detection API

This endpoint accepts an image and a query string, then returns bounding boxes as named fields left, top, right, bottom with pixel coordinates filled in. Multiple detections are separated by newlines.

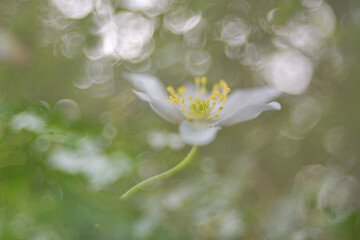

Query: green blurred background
left=0, top=0, right=359, bottom=239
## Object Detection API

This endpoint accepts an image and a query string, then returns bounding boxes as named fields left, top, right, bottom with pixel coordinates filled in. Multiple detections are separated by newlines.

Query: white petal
left=133, top=90, right=151, bottom=102
left=215, top=101, right=281, bottom=127
left=220, top=87, right=282, bottom=119
left=125, top=73, right=168, bottom=100
left=149, top=98, right=187, bottom=124
left=179, top=121, right=220, bottom=146
left=133, top=91, right=186, bottom=124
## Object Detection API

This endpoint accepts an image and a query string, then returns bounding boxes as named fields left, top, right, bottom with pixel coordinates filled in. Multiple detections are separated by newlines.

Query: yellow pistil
left=206, top=99, right=210, bottom=104
left=191, top=110, right=196, bottom=114
left=188, top=95, right=193, bottom=100
left=200, top=101, right=205, bottom=106
left=206, top=109, right=210, bottom=113
left=201, top=111, right=204, bottom=114
left=181, top=98, right=185, bottom=104
left=198, top=115, right=202, bottom=119
left=173, top=98, right=179, bottom=103
left=188, top=116, right=193, bottom=120
left=181, top=109, right=184, bottom=112
left=195, top=100, right=200, bottom=105
left=219, top=107, right=223, bottom=110
left=216, top=90, right=220, bottom=96
left=226, top=88, right=231, bottom=93
left=212, top=102, right=216, bottom=105
left=208, top=116, right=213, bottom=120
left=215, top=114, right=219, bottom=118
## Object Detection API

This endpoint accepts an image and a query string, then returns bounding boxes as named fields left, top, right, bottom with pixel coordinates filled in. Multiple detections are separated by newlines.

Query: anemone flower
left=127, top=74, right=282, bottom=146
left=120, top=74, right=282, bottom=200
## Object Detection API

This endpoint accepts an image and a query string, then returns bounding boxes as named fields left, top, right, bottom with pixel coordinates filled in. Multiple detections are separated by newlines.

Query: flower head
left=126, top=74, right=282, bottom=146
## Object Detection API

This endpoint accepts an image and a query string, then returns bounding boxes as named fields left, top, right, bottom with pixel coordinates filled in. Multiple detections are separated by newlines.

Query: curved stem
left=120, top=145, right=199, bottom=200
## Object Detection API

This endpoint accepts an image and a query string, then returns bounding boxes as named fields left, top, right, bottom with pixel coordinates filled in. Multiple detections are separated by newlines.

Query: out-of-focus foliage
left=0, top=0, right=359, bottom=239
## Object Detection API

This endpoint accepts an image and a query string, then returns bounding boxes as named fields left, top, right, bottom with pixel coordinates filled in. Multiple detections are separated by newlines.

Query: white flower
left=126, top=74, right=282, bottom=146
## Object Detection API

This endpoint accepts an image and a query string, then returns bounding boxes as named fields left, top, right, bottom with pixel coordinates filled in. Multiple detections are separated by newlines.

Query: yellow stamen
left=191, top=110, right=196, bottom=114
left=201, top=111, right=204, bottom=114
left=208, top=116, right=213, bottom=120
left=201, top=77, right=207, bottom=84
left=226, top=88, right=231, bottom=93
left=200, top=101, right=205, bottom=106
left=177, top=86, right=186, bottom=94
left=194, top=77, right=201, bottom=85
left=219, top=107, right=223, bottom=110
left=206, top=99, right=210, bottom=104
left=188, top=95, right=193, bottom=100
left=173, top=98, right=179, bottom=103
left=212, top=102, right=216, bottom=105
left=181, top=109, right=184, bottom=112
left=195, top=100, right=200, bottom=105
left=206, top=109, right=210, bottom=113
left=198, top=115, right=202, bottom=119
left=212, top=84, right=219, bottom=95
left=181, top=98, right=185, bottom=104
left=166, top=86, right=175, bottom=96
left=216, top=90, right=220, bottom=96
left=215, top=114, right=219, bottom=118
left=188, top=116, right=193, bottom=120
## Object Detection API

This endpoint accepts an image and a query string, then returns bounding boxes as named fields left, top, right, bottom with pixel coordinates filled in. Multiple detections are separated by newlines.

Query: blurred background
left=1, top=0, right=360, bottom=239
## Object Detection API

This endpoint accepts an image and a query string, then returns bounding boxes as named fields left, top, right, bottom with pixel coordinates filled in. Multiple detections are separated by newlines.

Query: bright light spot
left=11, top=112, right=45, bottom=133
left=86, top=59, right=113, bottom=84
left=89, top=11, right=155, bottom=62
left=49, top=142, right=132, bottom=190
left=147, top=131, right=185, bottom=150
left=291, top=97, right=323, bottom=132
left=301, top=0, right=323, bottom=9
left=185, top=49, right=211, bottom=75
left=50, top=0, right=94, bottom=19
left=60, top=32, right=84, bottom=58
left=54, top=99, right=81, bottom=122
left=308, top=2, right=336, bottom=38
left=217, top=211, right=245, bottom=239
left=164, top=8, right=202, bottom=34
left=322, top=126, right=346, bottom=157
left=293, top=164, right=328, bottom=192
left=288, top=25, right=324, bottom=59
left=349, top=0, right=360, bottom=24
left=184, top=19, right=207, bottom=49
left=122, top=0, right=171, bottom=16
left=318, top=176, right=360, bottom=222
left=262, top=50, right=314, bottom=95
left=221, top=18, right=251, bottom=47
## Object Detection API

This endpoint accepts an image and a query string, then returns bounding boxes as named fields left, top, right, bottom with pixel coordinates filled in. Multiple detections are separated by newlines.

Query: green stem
left=120, top=145, right=199, bottom=200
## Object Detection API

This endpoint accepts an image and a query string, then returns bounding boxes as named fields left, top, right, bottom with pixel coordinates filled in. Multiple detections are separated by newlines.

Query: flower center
left=167, top=77, right=231, bottom=120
